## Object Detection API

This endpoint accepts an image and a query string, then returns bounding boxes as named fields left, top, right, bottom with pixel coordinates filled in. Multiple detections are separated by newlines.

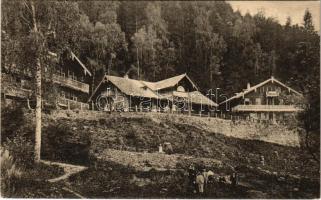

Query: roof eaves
left=185, top=73, right=200, bottom=91
left=88, top=75, right=107, bottom=102
left=273, top=78, right=303, bottom=96
left=71, top=51, right=92, bottom=77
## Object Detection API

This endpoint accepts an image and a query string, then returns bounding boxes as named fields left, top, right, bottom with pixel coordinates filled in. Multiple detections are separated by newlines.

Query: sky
left=228, top=1, right=320, bottom=32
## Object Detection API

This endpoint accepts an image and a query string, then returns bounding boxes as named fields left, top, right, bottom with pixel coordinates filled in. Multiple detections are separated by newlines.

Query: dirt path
left=62, top=187, right=86, bottom=198
left=40, top=160, right=87, bottom=183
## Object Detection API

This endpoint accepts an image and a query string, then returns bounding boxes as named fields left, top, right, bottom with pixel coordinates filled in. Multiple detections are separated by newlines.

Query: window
left=61, top=91, right=65, bottom=99
left=65, top=91, right=71, bottom=99
left=68, top=91, right=77, bottom=101
left=244, top=98, right=250, bottom=105
left=15, top=77, right=21, bottom=87
left=279, top=99, right=284, bottom=105
left=72, top=72, right=77, bottom=80
left=255, top=98, right=261, bottom=105
left=58, top=68, right=65, bottom=77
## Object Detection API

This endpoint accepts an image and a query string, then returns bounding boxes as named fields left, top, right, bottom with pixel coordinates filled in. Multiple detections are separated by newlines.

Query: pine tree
left=303, top=9, right=314, bottom=32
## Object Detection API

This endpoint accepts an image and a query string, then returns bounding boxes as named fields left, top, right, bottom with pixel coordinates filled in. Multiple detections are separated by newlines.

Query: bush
left=2, top=136, right=34, bottom=168
left=0, top=148, right=23, bottom=197
left=43, top=123, right=91, bottom=165
left=1, top=106, right=26, bottom=141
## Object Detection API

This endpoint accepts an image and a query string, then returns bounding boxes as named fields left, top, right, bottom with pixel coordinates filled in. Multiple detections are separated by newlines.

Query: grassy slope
left=38, top=112, right=319, bottom=198
left=42, top=112, right=318, bottom=177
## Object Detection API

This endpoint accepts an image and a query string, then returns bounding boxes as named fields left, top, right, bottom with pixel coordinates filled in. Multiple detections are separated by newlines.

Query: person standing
left=158, top=144, right=163, bottom=153
left=230, top=169, right=239, bottom=188
left=188, top=165, right=197, bottom=194
left=196, top=171, right=205, bottom=195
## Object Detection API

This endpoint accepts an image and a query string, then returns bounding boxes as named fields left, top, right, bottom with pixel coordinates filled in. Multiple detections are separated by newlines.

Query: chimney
left=247, top=83, right=251, bottom=90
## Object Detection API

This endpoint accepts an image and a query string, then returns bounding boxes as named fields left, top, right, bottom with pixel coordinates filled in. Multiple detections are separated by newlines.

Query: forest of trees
left=1, top=1, right=319, bottom=99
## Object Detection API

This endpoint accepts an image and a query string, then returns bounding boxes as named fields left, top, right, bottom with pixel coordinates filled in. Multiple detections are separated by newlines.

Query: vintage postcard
left=1, top=0, right=320, bottom=198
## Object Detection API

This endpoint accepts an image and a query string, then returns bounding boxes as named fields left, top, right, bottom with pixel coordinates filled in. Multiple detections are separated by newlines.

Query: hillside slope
left=38, top=111, right=319, bottom=198
left=40, top=111, right=316, bottom=178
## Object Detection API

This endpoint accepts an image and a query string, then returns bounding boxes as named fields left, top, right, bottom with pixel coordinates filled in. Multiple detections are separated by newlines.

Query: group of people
left=187, top=164, right=239, bottom=196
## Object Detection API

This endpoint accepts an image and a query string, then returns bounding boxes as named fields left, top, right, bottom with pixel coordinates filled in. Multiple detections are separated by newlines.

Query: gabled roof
left=48, top=50, right=92, bottom=77
left=70, top=51, right=92, bottom=77
left=219, top=76, right=303, bottom=105
left=153, top=73, right=199, bottom=91
left=106, top=75, right=159, bottom=98
left=88, top=75, right=159, bottom=101
left=88, top=74, right=216, bottom=107
left=140, top=73, right=199, bottom=91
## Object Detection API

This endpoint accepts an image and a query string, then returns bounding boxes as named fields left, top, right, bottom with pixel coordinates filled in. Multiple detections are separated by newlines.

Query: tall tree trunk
left=209, top=49, right=213, bottom=86
left=31, top=1, right=42, bottom=163
left=152, top=40, right=156, bottom=81
left=107, top=56, right=112, bottom=75
left=92, top=69, right=96, bottom=94
left=136, top=47, right=140, bottom=79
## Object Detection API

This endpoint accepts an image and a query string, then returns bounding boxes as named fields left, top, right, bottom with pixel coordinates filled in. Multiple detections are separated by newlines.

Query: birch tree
left=2, top=0, right=83, bottom=162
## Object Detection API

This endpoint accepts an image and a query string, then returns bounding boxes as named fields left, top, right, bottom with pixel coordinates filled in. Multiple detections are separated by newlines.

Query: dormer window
left=177, top=86, right=185, bottom=92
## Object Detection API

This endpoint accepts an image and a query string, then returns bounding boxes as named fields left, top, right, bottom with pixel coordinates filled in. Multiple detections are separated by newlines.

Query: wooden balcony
left=232, top=104, right=303, bottom=112
left=53, top=74, right=89, bottom=93
left=57, top=97, right=89, bottom=110
left=266, top=91, right=279, bottom=97
left=1, top=83, right=31, bottom=99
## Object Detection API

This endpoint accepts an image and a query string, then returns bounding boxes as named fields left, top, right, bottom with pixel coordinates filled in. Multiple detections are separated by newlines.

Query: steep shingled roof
left=89, top=74, right=216, bottom=107
left=189, top=91, right=218, bottom=106
left=159, top=91, right=217, bottom=106
left=106, top=75, right=159, bottom=99
left=154, top=73, right=199, bottom=90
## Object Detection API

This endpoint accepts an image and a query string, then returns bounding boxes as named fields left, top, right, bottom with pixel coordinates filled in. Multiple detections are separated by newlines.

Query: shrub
left=126, top=130, right=137, bottom=140
left=0, top=148, right=23, bottom=197
left=1, top=106, right=26, bottom=141
left=2, top=136, right=34, bottom=168
left=44, top=123, right=91, bottom=164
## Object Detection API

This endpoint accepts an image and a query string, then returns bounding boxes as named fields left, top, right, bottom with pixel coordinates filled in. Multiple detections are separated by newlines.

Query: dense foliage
left=2, top=1, right=319, bottom=94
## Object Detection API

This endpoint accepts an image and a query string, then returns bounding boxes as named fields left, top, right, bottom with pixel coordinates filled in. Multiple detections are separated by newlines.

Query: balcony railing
left=57, top=97, right=89, bottom=110
left=53, top=74, right=89, bottom=93
left=1, top=79, right=31, bottom=98
left=232, top=104, right=303, bottom=112
left=266, top=91, right=279, bottom=97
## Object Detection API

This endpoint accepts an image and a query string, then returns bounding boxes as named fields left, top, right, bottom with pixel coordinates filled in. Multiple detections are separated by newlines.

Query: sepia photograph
left=1, top=0, right=320, bottom=198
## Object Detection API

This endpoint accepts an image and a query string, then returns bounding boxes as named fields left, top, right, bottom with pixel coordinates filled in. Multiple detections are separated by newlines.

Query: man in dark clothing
left=230, top=170, right=239, bottom=187
left=188, top=165, right=197, bottom=194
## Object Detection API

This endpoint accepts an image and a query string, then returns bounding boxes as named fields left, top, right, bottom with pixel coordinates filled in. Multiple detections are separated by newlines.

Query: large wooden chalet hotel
left=88, top=73, right=217, bottom=114
left=219, top=77, right=304, bottom=122
left=1, top=50, right=92, bottom=110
